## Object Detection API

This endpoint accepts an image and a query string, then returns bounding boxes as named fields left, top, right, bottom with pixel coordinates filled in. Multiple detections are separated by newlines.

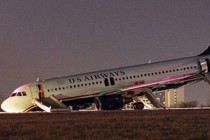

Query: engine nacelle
left=94, top=94, right=132, bottom=110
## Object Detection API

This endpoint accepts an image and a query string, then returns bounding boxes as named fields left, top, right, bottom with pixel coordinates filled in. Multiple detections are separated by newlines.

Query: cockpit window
left=17, top=92, right=22, bottom=96
left=10, top=91, right=27, bottom=97
left=11, top=93, right=17, bottom=97
left=22, top=92, right=27, bottom=96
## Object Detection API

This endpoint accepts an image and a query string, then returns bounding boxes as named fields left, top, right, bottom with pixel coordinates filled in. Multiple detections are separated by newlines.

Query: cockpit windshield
left=10, top=92, right=27, bottom=97
left=17, top=92, right=21, bottom=96
left=11, top=93, right=16, bottom=97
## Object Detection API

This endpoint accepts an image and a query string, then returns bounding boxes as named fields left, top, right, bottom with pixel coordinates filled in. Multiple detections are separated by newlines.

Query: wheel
left=133, top=102, right=144, bottom=110
left=94, top=97, right=101, bottom=110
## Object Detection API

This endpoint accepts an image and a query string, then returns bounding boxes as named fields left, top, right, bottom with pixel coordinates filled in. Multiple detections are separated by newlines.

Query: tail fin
left=198, top=44, right=210, bottom=56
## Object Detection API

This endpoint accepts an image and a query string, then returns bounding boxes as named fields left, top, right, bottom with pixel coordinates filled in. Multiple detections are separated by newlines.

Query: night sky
left=0, top=1, right=210, bottom=104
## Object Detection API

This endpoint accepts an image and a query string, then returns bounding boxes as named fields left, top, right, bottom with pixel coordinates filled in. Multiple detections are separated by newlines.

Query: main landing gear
left=133, top=102, right=144, bottom=110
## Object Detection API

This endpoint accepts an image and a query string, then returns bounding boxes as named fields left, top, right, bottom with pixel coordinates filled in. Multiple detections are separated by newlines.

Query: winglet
left=198, top=44, right=210, bottom=56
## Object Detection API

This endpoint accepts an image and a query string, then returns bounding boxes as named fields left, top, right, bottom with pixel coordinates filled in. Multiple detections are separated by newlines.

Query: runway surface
left=0, top=109, right=209, bottom=139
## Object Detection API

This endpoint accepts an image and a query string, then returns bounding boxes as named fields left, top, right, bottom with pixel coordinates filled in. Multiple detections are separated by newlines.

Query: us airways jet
left=2, top=45, right=210, bottom=112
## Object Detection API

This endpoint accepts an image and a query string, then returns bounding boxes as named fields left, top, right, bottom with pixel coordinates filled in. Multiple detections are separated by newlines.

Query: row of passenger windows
left=47, top=65, right=197, bottom=92
left=47, top=81, right=104, bottom=92
left=11, top=92, right=27, bottom=97
left=115, top=66, right=197, bottom=81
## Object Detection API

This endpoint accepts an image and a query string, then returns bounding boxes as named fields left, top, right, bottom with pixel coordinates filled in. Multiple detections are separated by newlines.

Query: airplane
left=1, top=44, right=210, bottom=112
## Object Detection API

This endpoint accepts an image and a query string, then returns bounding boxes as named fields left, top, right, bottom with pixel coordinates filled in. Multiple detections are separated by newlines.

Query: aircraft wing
left=117, top=74, right=197, bottom=109
left=120, top=75, right=191, bottom=92
left=98, top=74, right=196, bottom=97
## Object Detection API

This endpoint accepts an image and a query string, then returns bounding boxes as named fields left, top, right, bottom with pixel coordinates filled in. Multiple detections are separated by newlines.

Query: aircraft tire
left=94, top=97, right=102, bottom=110
left=133, top=102, right=144, bottom=110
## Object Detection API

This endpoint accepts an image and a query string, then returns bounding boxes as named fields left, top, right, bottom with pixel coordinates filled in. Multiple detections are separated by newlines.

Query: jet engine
left=94, top=94, right=132, bottom=110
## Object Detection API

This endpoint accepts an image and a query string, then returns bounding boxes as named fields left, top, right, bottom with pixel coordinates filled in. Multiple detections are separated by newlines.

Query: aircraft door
left=30, top=84, right=45, bottom=99
left=198, top=59, right=210, bottom=73
left=37, top=84, right=45, bottom=99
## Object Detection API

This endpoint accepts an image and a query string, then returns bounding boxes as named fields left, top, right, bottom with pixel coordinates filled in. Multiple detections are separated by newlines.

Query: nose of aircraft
left=1, top=96, right=34, bottom=113
left=1, top=98, right=21, bottom=113
left=1, top=98, right=10, bottom=112
left=1, top=98, right=13, bottom=112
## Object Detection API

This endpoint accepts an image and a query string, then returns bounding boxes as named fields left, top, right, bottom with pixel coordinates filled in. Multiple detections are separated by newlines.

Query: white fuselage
left=1, top=55, right=209, bottom=112
left=33, top=56, right=201, bottom=100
